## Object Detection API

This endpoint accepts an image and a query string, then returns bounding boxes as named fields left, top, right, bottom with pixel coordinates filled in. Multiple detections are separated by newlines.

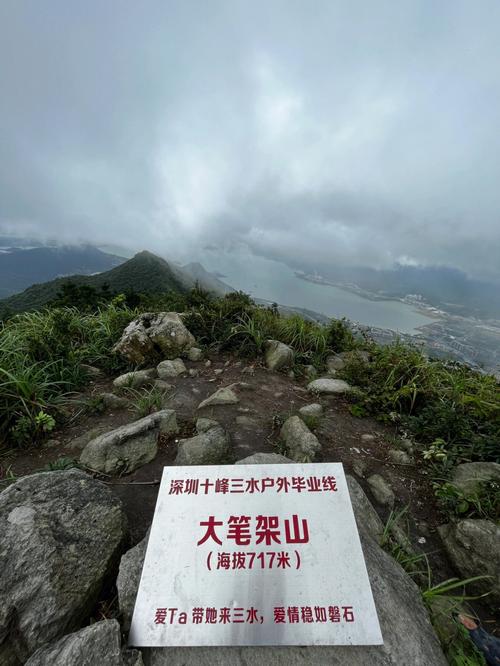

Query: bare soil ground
left=1, top=353, right=498, bottom=634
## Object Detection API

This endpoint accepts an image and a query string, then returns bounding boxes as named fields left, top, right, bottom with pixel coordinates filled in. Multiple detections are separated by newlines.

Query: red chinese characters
left=197, top=515, right=309, bottom=546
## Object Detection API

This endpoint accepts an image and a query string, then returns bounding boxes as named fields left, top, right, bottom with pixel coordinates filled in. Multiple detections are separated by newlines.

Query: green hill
left=0, top=251, right=188, bottom=314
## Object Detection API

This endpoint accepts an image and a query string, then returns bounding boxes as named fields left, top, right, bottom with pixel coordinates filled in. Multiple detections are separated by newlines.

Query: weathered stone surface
left=280, top=415, right=321, bottom=461
left=264, top=340, right=294, bottom=371
left=326, top=354, right=346, bottom=373
left=113, top=369, right=157, bottom=390
left=236, top=452, right=294, bottom=465
left=123, top=649, right=145, bottom=666
left=69, top=425, right=109, bottom=450
left=117, top=533, right=150, bottom=632
left=307, top=377, right=352, bottom=394
left=80, top=410, right=177, bottom=475
left=113, top=312, right=196, bottom=365
left=187, top=347, right=203, bottom=361
left=175, top=424, right=230, bottom=465
left=387, top=449, right=412, bottom=465
left=136, top=475, right=447, bottom=666
left=157, top=358, right=187, bottom=379
left=196, top=417, right=219, bottom=433
left=154, top=379, right=174, bottom=392
left=367, top=474, right=395, bottom=508
left=298, top=403, right=323, bottom=418
left=25, top=620, right=123, bottom=666
left=450, top=462, right=500, bottom=496
left=438, top=519, right=500, bottom=603
left=197, top=386, right=239, bottom=409
left=101, top=392, right=130, bottom=410
left=347, top=476, right=384, bottom=542
left=361, top=433, right=376, bottom=443
left=235, top=415, right=259, bottom=427
left=0, top=470, right=127, bottom=665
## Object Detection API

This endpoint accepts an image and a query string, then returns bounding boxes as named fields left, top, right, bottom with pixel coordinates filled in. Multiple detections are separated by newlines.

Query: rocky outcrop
left=117, top=533, right=150, bottom=632
left=156, top=358, right=187, bottom=379
left=175, top=421, right=231, bottom=465
left=25, top=620, right=123, bottom=666
left=438, top=519, right=500, bottom=603
left=125, top=475, right=447, bottom=666
left=197, top=385, right=239, bottom=409
left=113, top=312, right=196, bottom=365
left=264, top=340, right=294, bottom=371
left=280, top=415, right=321, bottom=461
left=450, top=461, right=500, bottom=495
left=307, top=377, right=352, bottom=394
left=0, top=470, right=127, bottom=665
left=113, top=369, right=157, bottom=390
left=80, top=410, right=178, bottom=475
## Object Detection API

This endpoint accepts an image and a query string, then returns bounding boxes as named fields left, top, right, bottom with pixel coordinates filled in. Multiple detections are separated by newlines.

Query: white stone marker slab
left=129, top=463, right=382, bottom=647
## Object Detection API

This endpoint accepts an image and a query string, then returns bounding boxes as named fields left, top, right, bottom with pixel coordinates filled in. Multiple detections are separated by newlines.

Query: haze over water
left=201, top=251, right=435, bottom=334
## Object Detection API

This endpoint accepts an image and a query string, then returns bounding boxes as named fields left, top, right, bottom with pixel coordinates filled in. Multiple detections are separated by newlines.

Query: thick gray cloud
left=1, top=0, right=499, bottom=278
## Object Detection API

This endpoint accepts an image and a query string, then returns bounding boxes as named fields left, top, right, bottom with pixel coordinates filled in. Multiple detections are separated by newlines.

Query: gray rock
left=189, top=368, right=199, bottom=378
left=101, top=392, right=130, bottom=410
left=326, top=354, right=346, bottom=373
left=123, top=649, right=145, bottom=666
left=157, top=358, right=187, bottom=379
left=154, top=379, right=174, bottom=392
left=361, top=433, right=376, bottom=443
left=298, top=403, right=323, bottom=418
left=197, top=386, right=239, bottom=409
left=387, top=449, right=412, bottom=465
left=264, top=340, right=294, bottom=371
left=399, top=438, right=414, bottom=454
left=0, top=470, right=127, bottom=665
left=113, top=369, right=157, bottom=390
left=214, top=368, right=224, bottom=376
left=450, top=462, right=500, bottom=496
left=367, top=474, right=395, bottom=508
left=117, top=533, right=150, bottom=632
left=304, top=364, right=318, bottom=379
left=68, top=425, right=108, bottom=450
left=438, top=519, right=500, bottom=603
left=187, top=347, right=203, bottom=361
left=113, top=312, right=196, bottom=365
left=241, top=365, right=255, bottom=375
left=175, top=425, right=231, bottom=465
left=235, top=415, right=259, bottom=427
left=236, top=452, right=294, bottom=464
left=25, top=620, right=123, bottom=666
left=280, top=415, right=321, bottom=461
left=205, top=360, right=212, bottom=367
left=196, top=417, right=220, bottom=433
left=80, top=410, right=178, bottom=475
left=137, top=476, right=446, bottom=666
left=347, top=476, right=384, bottom=542
left=307, top=377, right=352, bottom=395
left=352, top=460, right=367, bottom=478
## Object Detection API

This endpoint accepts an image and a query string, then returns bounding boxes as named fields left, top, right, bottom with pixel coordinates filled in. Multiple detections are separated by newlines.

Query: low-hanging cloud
left=1, top=0, right=499, bottom=278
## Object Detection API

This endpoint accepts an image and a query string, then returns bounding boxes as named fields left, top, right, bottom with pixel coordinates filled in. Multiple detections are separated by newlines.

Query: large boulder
left=113, top=312, right=196, bottom=365
left=0, top=470, right=127, bottom=665
left=117, top=533, right=150, bottom=632
left=264, top=340, right=294, bottom=371
left=450, top=462, right=500, bottom=496
left=307, top=378, right=352, bottom=395
left=280, top=415, right=321, bottom=461
left=125, top=475, right=447, bottom=665
left=438, top=519, right=500, bottom=603
left=298, top=403, right=323, bottom=418
left=175, top=422, right=231, bottom=465
left=80, top=410, right=178, bottom=475
left=367, top=474, right=395, bottom=508
left=197, top=385, right=239, bottom=410
left=25, top=619, right=123, bottom=666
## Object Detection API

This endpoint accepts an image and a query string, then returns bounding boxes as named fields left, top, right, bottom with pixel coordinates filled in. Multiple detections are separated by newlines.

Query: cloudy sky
left=1, top=1, right=499, bottom=278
